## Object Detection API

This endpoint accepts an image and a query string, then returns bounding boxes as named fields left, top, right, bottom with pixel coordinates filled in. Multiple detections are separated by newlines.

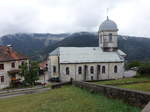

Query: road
left=0, top=87, right=51, bottom=99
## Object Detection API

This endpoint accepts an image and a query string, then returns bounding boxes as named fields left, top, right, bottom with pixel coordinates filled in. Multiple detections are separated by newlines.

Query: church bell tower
left=98, top=17, right=118, bottom=52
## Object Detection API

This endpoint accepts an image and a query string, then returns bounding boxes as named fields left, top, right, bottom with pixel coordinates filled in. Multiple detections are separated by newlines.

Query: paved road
left=0, top=87, right=51, bottom=99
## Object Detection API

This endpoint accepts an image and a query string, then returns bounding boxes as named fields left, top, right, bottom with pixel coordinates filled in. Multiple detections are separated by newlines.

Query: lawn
left=118, top=82, right=150, bottom=92
left=94, top=76, right=150, bottom=85
left=93, top=76, right=150, bottom=92
left=0, top=86, right=140, bottom=112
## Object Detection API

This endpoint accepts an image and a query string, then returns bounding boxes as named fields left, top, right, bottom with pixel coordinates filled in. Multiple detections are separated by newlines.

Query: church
left=48, top=17, right=126, bottom=82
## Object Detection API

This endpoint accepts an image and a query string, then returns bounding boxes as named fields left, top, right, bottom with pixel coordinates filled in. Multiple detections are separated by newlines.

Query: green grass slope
left=0, top=86, right=140, bottom=112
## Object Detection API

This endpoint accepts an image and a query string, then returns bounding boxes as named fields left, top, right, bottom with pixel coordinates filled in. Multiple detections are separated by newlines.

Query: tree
left=126, top=61, right=141, bottom=70
left=19, top=61, right=39, bottom=86
left=137, top=63, right=150, bottom=75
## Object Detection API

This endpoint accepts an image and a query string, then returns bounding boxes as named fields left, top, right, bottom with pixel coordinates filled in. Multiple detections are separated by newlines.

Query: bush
left=137, top=63, right=150, bottom=75
left=126, top=61, right=141, bottom=70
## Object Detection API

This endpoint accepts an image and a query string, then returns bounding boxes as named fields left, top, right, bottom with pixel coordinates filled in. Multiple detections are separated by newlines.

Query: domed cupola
left=98, top=16, right=118, bottom=52
left=99, top=17, right=118, bottom=32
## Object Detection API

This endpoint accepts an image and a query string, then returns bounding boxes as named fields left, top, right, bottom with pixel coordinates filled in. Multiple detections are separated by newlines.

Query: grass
left=0, top=86, right=140, bottom=112
left=93, top=76, right=150, bottom=92
left=118, top=82, right=150, bottom=92
left=94, top=76, right=150, bottom=85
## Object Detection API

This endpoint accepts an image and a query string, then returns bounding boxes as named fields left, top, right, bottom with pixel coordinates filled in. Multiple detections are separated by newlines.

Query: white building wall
left=100, top=63, right=109, bottom=80
left=48, top=56, right=59, bottom=78
left=99, top=31, right=118, bottom=48
left=60, top=64, right=76, bottom=82
left=108, top=62, right=124, bottom=79
left=75, top=64, right=85, bottom=81
left=56, top=62, right=124, bottom=82
left=0, top=59, right=29, bottom=89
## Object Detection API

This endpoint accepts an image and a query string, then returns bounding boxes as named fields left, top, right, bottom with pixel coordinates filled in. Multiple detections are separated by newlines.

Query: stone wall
left=72, top=81, right=150, bottom=108
left=51, top=81, right=71, bottom=89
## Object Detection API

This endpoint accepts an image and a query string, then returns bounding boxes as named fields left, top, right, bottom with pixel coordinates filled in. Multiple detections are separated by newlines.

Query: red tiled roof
left=0, top=46, right=28, bottom=62
left=39, top=61, right=47, bottom=69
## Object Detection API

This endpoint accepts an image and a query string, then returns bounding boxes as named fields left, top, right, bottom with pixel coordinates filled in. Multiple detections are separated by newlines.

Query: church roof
left=49, top=47, right=125, bottom=63
left=99, top=17, right=118, bottom=31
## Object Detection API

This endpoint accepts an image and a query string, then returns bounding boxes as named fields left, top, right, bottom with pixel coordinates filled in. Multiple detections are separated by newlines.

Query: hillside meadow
left=0, top=86, right=140, bottom=112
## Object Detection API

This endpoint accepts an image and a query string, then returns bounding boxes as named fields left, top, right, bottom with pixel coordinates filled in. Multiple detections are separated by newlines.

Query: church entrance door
left=97, top=65, right=101, bottom=80
left=83, top=65, right=88, bottom=81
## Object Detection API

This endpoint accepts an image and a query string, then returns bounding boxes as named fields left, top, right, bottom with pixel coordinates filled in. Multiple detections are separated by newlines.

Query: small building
left=0, top=45, right=29, bottom=88
left=48, top=17, right=126, bottom=82
left=38, top=61, right=49, bottom=83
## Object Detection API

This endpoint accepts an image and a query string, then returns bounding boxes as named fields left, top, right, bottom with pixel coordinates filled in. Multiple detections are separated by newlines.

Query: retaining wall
left=72, top=81, right=150, bottom=108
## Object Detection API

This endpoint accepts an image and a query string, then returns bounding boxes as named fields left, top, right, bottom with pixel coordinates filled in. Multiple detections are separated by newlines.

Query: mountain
left=0, top=32, right=150, bottom=61
left=0, top=33, right=70, bottom=60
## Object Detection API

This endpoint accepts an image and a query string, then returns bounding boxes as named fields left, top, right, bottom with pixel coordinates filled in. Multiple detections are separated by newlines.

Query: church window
left=114, top=65, right=117, bottom=73
left=53, top=66, right=56, bottom=73
left=90, top=66, right=94, bottom=74
left=66, top=67, right=70, bottom=75
left=109, top=33, right=112, bottom=42
left=102, top=66, right=105, bottom=74
left=78, top=66, right=82, bottom=74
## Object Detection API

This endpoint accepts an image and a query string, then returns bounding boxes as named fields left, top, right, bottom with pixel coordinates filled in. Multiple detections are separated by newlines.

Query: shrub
left=137, top=63, right=150, bottom=75
left=126, top=61, right=141, bottom=70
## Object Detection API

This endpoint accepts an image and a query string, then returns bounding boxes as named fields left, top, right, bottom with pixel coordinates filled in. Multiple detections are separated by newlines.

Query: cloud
left=0, top=0, right=149, bottom=37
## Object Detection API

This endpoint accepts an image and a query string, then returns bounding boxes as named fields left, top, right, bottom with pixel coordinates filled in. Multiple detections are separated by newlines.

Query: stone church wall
left=59, top=62, right=124, bottom=82
left=48, top=56, right=59, bottom=78
left=99, top=31, right=118, bottom=48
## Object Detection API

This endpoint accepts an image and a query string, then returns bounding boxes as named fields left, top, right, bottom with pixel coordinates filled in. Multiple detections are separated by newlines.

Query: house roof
left=39, top=61, right=47, bottom=69
left=0, top=46, right=28, bottom=62
left=49, top=47, right=125, bottom=63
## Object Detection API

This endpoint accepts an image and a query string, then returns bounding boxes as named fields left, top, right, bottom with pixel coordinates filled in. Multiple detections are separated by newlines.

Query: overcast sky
left=0, top=0, right=150, bottom=37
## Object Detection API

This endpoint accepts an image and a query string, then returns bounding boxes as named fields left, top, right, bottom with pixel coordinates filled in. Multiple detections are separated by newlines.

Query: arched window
left=90, top=66, right=94, bottom=74
left=53, top=66, right=56, bottom=73
left=78, top=66, right=82, bottom=74
left=114, top=65, right=117, bottom=73
left=109, top=33, right=112, bottom=42
left=102, top=66, right=105, bottom=74
left=66, top=67, right=70, bottom=75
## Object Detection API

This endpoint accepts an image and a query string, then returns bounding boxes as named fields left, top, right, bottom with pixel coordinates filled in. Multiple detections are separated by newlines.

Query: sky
left=0, top=0, right=150, bottom=37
